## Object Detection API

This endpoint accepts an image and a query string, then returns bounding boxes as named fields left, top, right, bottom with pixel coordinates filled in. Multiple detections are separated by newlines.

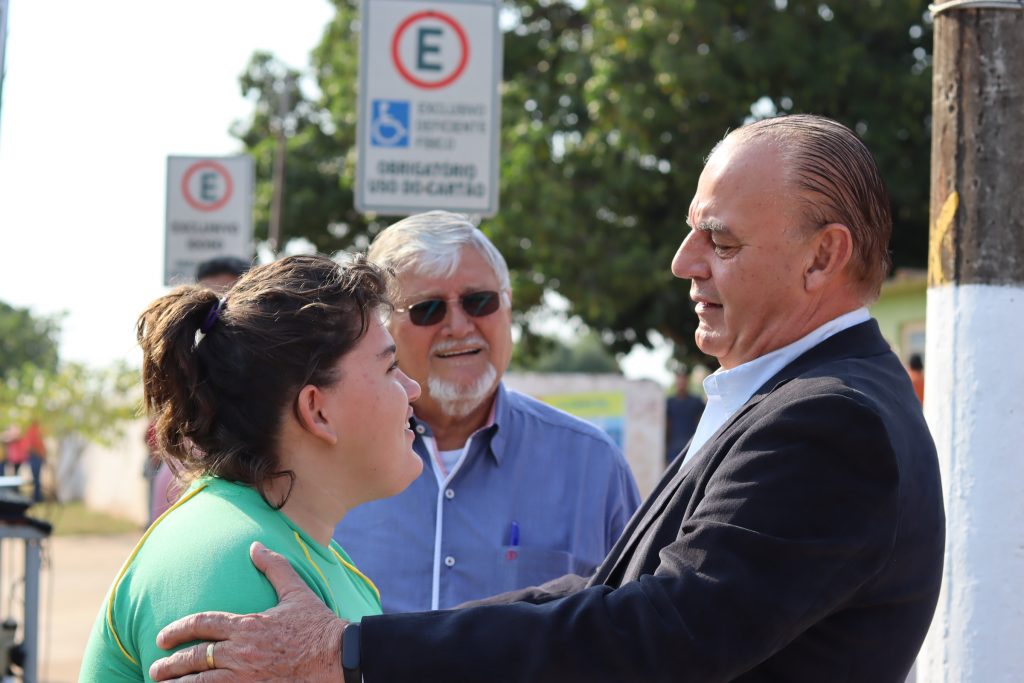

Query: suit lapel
left=595, top=389, right=775, bottom=585
left=594, top=320, right=890, bottom=586
left=590, top=449, right=689, bottom=585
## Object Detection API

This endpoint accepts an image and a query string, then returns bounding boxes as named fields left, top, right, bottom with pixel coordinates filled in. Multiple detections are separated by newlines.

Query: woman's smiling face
left=320, top=315, right=423, bottom=504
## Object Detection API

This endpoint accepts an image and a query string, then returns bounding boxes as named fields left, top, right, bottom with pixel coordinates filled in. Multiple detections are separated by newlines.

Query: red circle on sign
left=391, top=11, right=470, bottom=90
left=181, top=161, right=234, bottom=212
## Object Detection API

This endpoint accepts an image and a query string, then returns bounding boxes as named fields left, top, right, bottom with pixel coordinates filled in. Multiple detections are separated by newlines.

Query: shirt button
left=415, top=425, right=426, bottom=434
left=444, top=488, right=455, bottom=500
left=444, top=555, right=455, bottom=567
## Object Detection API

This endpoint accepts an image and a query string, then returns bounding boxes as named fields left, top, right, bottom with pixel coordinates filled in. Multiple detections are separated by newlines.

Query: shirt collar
left=410, top=382, right=506, bottom=465
left=703, top=307, right=871, bottom=411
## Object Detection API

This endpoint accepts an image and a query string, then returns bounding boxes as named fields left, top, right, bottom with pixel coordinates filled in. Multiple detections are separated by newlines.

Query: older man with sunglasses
left=331, top=210, right=640, bottom=614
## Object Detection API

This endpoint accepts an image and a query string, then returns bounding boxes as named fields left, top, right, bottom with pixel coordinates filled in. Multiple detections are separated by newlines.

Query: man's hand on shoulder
left=149, top=542, right=347, bottom=683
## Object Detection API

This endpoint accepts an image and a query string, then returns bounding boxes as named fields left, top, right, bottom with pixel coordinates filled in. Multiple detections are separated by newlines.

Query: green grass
left=26, top=500, right=140, bottom=536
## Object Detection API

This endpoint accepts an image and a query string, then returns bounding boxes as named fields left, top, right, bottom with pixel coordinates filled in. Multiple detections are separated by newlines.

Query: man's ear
left=295, top=385, right=339, bottom=446
left=804, top=223, right=853, bottom=292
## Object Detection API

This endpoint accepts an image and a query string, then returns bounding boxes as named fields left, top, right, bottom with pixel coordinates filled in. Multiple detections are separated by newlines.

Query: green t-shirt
left=80, top=477, right=381, bottom=682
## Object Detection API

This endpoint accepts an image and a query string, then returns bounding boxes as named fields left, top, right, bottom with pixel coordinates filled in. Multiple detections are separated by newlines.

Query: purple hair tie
left=200, top=298, right=226, bottom=334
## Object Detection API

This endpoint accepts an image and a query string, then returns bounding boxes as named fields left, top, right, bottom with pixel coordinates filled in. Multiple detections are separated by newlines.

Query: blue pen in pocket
left=506, top=520, right=520, bottom=560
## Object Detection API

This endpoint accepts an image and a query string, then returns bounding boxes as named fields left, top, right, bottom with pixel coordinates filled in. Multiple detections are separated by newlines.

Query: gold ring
left=206, top=641, right=216, bottom=670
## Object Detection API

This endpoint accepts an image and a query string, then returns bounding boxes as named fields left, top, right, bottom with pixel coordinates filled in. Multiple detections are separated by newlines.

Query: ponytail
left=137, top=286, right=222, bottom=478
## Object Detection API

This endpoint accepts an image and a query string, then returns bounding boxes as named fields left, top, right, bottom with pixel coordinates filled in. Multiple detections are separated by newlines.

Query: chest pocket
left=494, top=546, right=597, bottom=593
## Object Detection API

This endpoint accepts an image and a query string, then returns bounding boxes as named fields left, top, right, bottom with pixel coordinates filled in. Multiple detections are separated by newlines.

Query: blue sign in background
left=370, top=99, right=410, bottom=147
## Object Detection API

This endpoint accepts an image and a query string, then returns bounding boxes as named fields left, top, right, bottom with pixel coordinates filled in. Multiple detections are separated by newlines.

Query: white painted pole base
left=917, top=283, right=1024, bottom=682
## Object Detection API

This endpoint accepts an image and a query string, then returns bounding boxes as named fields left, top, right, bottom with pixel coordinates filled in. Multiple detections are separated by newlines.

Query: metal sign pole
left=0, top=0, right=10, bottom=144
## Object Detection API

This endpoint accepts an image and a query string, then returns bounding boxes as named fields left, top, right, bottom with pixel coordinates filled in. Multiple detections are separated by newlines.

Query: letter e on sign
left=182, top=160, right=234, bottom=212
left=391, top=11, right=469, bottom=89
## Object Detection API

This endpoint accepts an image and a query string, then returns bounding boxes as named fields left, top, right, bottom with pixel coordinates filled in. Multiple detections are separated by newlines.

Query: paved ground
left=19, top=532, right=141, bottom=683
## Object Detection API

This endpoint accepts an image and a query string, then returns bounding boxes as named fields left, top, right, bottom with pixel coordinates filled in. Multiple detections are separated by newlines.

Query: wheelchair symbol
left=371, top=100, right=410, bottom=147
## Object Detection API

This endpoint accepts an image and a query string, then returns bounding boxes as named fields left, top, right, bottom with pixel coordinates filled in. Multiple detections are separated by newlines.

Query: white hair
left=367, top=211, right=511, bottom=290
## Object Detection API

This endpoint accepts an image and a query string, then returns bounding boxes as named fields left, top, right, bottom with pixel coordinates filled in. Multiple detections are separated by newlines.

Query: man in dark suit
left=148, top=115, right=945, bottom=683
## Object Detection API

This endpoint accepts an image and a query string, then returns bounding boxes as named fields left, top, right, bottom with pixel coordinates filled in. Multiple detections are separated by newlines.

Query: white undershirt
left=683, top=308, right=871, bottom=464
left=437, top=447, right=464, bottom=473
left=422, top=434, right=475, bottom=610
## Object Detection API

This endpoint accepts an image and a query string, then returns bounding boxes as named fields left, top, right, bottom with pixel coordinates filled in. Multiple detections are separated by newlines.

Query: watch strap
left=342, top=622, right=361, bottom=683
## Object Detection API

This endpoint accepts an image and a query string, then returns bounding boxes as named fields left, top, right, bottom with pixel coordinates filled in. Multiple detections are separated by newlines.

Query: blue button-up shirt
left=334, top=383, right=641, bottom=613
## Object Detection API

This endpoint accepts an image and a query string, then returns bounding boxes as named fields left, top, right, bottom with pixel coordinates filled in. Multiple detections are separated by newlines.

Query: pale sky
left=0, top=0, right=672, bottom=385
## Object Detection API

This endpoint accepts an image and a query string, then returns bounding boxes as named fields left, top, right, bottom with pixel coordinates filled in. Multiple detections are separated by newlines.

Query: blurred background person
left=142, top=422, right=160, bottom=525
left=0, top=420, right=46, bottom=502
left=906, top=353, right=925, bottom=405
left=0, top=426, right=12, bottom=476
left=664, top=366, right=704, bottom=466
left=1, top=425, right=25, bottom=478
left=194, top=256, right=253, bottom=294
left=22, top=419, right=47, bottom=503
left=81, top=254, right=422, bottom=680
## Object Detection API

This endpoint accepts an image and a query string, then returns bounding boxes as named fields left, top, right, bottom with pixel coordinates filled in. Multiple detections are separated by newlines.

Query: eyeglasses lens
left=462, top=291, right=499, bottom=317
left=407, top=291, right=500, bottom=326
left=409, top=299, right=447, bottom=326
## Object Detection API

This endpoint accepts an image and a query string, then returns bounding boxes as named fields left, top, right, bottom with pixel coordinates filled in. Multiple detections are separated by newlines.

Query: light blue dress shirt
left=334, top=383, right=641, bottom=613
left=685, top=307, right=872, bottom=463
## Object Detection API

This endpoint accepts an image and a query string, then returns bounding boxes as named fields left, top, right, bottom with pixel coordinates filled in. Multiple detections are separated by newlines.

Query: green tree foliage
left=0, top=301, right=138, bottom=446
left=511, top=331, right=622, bottom=374
left=234, top=0, right=932, bottom=362
left=0, top=362, right=138, bottom=446
left=0, top=360, right=139, bottom=503
left=233, top=51, right=357, bottom=254
left=0, top=301, right=60, bottom=379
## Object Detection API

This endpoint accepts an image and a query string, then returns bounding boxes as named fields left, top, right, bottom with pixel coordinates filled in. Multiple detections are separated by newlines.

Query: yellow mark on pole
left=929, top=191, right=958, bottom=287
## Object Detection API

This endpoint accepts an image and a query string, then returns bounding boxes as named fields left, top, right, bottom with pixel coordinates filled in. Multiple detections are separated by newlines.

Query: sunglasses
left=397, top=290, right=502, bottom=327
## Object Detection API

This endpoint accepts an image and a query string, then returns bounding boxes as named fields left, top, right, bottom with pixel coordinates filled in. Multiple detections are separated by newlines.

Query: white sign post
left=357, top=0, right=502, bottom=217
left=165, top=155, right=254, bottom=287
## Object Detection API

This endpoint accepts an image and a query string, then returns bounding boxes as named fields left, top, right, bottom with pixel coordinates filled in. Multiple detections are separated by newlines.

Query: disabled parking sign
left=371, top=100, right=410, bottom=147
left=357, top=0, right=501, bottom=216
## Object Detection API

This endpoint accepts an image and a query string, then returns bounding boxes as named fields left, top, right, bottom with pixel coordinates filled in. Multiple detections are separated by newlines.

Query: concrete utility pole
left=919, top=2, right=1024, bottom=682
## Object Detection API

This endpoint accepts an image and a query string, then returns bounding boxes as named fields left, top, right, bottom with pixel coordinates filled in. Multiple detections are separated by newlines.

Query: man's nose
left=671, top=231, right=710, bottom=281
left=442, top=300, right=476, bottom=336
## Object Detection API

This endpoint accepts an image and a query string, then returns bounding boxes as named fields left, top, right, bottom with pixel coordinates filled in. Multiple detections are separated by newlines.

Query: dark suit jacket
left=360, top=321, right=945, bottom=682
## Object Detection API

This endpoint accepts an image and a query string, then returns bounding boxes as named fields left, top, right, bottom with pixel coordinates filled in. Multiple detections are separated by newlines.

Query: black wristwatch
left=342, top=622, right=361, bottom=683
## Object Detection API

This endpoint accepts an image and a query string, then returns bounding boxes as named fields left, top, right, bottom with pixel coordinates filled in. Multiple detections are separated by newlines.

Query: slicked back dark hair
left=137, top=253, right=392, bottom=506
left=725, top=114, right=893, bottom=301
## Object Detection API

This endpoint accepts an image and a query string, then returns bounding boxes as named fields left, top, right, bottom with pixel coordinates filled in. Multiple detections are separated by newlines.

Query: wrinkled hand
left=148, top=542, right=347, bottom=682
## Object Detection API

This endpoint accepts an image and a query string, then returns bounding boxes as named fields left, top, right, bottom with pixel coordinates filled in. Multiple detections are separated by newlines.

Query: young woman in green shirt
left=81, top=254, right=423, bottom=682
